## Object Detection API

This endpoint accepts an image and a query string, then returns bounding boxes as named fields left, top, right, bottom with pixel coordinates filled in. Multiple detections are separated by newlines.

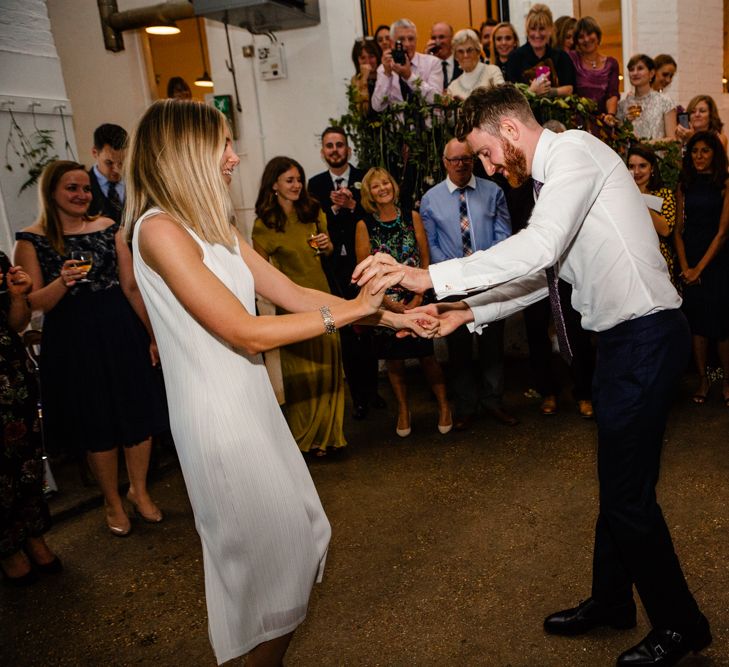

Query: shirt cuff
left=429, top=259, right=470, bottom=298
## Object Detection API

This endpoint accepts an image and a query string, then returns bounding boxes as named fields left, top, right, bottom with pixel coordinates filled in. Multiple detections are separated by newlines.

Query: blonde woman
left=447, top=29, right=504, bottom=100
left=124, top=100, right=436, bottom=666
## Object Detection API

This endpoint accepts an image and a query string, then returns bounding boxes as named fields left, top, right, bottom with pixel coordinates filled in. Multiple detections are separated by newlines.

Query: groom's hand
left=352, top=252, right=433, bottom=294
left=406, top=302, right=474, bottom=337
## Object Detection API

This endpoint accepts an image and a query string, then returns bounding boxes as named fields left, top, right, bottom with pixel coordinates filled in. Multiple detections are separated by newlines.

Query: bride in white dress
left=122, top=100, right=438, bottom=666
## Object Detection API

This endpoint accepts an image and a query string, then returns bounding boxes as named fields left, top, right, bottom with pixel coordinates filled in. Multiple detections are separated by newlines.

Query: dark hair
left=351, top=38, right=381, bottom=75
left=627, top=144, right=662, bottom=190
left=93, top=123, right=127, bottom=151
left=167, top=76, right=191, bottom=98
left=456, top=83, right=536, bottom=140
left=374, top=24, right=389, bottom=41
left=255, top=156, right=321, bottom=233
left=574, top=16, right=602, bottom=44
left=320, top=126, right=348, bottom=143
left=680, top=130, right=728, bottom=191
left=552, top=15, right=576, bottom=49
left=627, top=53, right=655, bottom=72
left=653, top=54, right=677, bottom=71
left=479, top=18, right=498, bottom=32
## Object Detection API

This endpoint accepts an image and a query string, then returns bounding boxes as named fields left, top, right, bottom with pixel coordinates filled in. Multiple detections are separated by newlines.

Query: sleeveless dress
left=681, top=174, right=729, bottom=339
left=15, top=226, right=168, bottom=455
left=132, top=210, right=330, bottom=664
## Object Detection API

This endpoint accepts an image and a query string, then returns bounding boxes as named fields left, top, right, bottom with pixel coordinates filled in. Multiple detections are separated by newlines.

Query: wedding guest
left=252, top=157, right=346, bottom=457
left=490, top=22, right=520, bottom=80
left=506, top=3, right=575, bottom=98
left=355, top=83, right=711, bottom=667
left=87, top=123, right=127, bottom=225
left=675, top=94, right=729, bottom=151
left=374, top=24, right=390, bottom=53
left=674, top=131, right=729, bottom=405
left=569, top=17, right=619, bottom=122
left=617, top=54, right=677, bottom=141
left=425, top=22, right=461, bottom=89
left=371, top=18, right=443, bottom=111
left=125, top=99, right=433, bottom=666
left=627, top=144, right=678, bottom=288
left=552, top=15, right=576, bottom=51
left=652, top=54, right=677, bottom=93
left=479, top=19, right=498, bottom=61
left=355, top=167, right=452, bottom=437
left=14, top=161, right=168, bottom=537
left=447, top=29, right=504, bottom=100
left=167, top=76, right=192, bottom=100
left=350, top=37, right=381, bottom=117
left=0, top=254, right=61, bottom=586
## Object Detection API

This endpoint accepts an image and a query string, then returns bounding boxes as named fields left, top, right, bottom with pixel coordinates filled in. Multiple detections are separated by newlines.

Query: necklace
left=583, top=56, right=600, bottom=69
left=64, top=219, right=87, bottom=235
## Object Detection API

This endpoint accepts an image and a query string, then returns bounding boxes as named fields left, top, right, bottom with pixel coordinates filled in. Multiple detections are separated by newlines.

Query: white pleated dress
left=132, top=210, right=331, bottom=664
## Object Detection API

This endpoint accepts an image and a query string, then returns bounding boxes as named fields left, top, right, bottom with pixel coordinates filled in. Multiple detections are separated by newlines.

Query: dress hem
left=213, top=615, right=306, bottom=666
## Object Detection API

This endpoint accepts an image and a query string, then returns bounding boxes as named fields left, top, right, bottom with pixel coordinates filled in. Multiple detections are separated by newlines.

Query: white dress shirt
left=429, top=129, right=681, bottom=332
left=371, top=52, right=444, bottom=111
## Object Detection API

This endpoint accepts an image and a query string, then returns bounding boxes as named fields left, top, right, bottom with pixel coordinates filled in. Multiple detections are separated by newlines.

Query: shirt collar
left=531, top=128, right=555, bottom=185
left=93, top=164, right=109, bottom=189
left=445, top=175, right=476, bottom=193
left=329, top=166, right=351, bottom=185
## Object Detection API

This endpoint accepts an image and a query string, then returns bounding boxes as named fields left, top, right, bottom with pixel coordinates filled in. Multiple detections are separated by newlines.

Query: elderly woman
left=618, top=54, right=677, bottom=141
left=569, top=16, right=619, bottom=123
left=490, top=22, right=519, bottom=80
left=506, top=3, right=575, bottom=97
left=355, top=168, right=451, bottom=437
left=674, top=131, right=729, bottom=405
left=447, top=28, right=504, bottom=99
left=676, top=94, right=729, bottom=151
left=350, top=37, right=381, bottom=116
left=652, top=54, right=677, bottom=93
left=14, top=161, right=168, bottom=537
left=252, top=156, right=348, bottom=457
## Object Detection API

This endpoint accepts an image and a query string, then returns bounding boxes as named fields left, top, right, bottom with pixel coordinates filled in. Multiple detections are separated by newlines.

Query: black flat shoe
left=544, top=597, right=637, bottom=636
left=616, top=613, right=711, bottom=666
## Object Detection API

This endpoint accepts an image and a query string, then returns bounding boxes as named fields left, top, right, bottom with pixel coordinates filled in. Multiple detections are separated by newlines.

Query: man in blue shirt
left=88, top=123, right=127, bottom=224
left=420, top=138, right=516, bottom=428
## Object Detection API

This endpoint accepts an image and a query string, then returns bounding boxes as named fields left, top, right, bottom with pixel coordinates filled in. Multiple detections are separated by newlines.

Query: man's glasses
left=444, top=156, right=475, bottom=164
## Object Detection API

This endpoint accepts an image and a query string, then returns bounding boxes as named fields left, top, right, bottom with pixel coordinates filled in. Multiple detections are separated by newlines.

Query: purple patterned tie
left=458, top=188, right=473, bottom=257
left=533, top=180, right=573, bottom=364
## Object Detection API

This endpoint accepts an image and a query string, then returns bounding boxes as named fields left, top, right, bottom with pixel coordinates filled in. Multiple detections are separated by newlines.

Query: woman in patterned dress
left=355, top=167, right=452, bottom=437
left=14, top=161, right=168, bottom=537
left=0, top=253, right=61, bottom=584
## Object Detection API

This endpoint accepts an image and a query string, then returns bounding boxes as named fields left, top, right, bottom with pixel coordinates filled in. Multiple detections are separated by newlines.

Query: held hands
left=681, top=266, right=702, bottom=286
left=403, top=302, right=473, bottom=338
left=330, top=187, right=355, bottom=212
left=3, top=265, right=32, bottom=297
left=353, top=252, right=432, bottom=295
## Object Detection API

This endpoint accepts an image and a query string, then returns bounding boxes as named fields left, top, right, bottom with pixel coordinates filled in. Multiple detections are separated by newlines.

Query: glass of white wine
left=71, top=250, right=94, bottom=283
left=307, top=233, right=322, bottom=256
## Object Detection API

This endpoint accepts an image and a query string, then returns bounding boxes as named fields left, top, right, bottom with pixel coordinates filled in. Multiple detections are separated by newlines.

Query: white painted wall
left=0, top=0, right=77, bottom=250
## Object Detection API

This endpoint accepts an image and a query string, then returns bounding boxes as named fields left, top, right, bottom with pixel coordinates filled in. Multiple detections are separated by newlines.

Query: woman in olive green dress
left=252, top=157, right=346, bottom=457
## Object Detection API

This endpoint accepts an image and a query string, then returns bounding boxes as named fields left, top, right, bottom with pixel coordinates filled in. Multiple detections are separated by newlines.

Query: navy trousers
left=591, top=309, right=701, bottom=630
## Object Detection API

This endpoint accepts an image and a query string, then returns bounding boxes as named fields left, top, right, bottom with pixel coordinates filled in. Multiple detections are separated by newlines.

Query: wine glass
left=71, top=251, right=94, bottom=283
left=307, top=234, right=322, bottom=256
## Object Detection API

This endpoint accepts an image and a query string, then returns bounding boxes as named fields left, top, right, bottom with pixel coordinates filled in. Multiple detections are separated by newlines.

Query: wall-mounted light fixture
left=98, top=0, right=193, bottom=52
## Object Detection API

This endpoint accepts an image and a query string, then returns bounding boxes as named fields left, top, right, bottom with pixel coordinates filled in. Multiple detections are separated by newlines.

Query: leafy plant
left=4, top=107, right=58, bottom=193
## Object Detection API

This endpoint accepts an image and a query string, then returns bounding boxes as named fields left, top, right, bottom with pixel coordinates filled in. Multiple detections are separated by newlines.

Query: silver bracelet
left=319, top=305, right=336, bottom=334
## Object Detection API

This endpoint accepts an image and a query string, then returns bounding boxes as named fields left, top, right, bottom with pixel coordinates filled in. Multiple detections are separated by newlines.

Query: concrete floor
left=2, top=358, right=728, bottom=667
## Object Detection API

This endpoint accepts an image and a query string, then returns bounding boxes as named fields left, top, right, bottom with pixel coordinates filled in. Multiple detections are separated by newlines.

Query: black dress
left=681, top=174, right=729, bottom=339
left=0, top=252, right=50, bottom=558
left=15, top=226, right=168, bottom=455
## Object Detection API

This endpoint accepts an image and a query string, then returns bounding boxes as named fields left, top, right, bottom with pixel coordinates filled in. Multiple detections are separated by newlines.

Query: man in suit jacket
left=87, top=123, right=127, bottom=224
left=425, top=21, right=462, bottom=89
left=308, top=127, right=382, bottom=419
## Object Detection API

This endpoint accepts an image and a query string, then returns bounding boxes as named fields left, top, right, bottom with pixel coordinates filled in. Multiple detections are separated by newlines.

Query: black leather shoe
left=352, top=404, right=368, bottom=420
left=616, top=614, right=711, bottom=666
left=544, top=597, right=637, bottom=636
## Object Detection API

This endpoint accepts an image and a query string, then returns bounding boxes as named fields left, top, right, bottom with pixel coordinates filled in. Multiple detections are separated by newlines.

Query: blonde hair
left=360, top=167, right=399, bottom=214
left=526, top=3, right=553, bottom=31
left=123, top=99, right=235, bottom=248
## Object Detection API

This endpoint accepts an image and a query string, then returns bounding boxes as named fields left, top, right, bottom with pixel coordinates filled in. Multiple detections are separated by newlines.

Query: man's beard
left=326, top=155, right=348, bottom=169
left=501, top=138, right=529, bottom=187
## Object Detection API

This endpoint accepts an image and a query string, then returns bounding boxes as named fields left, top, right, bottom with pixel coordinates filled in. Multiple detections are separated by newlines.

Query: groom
left=355, top=83, right=710, bottom=667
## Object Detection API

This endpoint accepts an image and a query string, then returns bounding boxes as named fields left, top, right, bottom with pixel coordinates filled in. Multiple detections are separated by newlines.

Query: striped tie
left=533, top=179, right=573, bottom=365
left=458, top=188, right=472, bottom=257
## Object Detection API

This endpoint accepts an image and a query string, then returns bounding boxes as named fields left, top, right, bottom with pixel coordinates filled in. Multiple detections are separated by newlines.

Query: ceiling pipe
left=98, top=0, right=195, bottom=52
